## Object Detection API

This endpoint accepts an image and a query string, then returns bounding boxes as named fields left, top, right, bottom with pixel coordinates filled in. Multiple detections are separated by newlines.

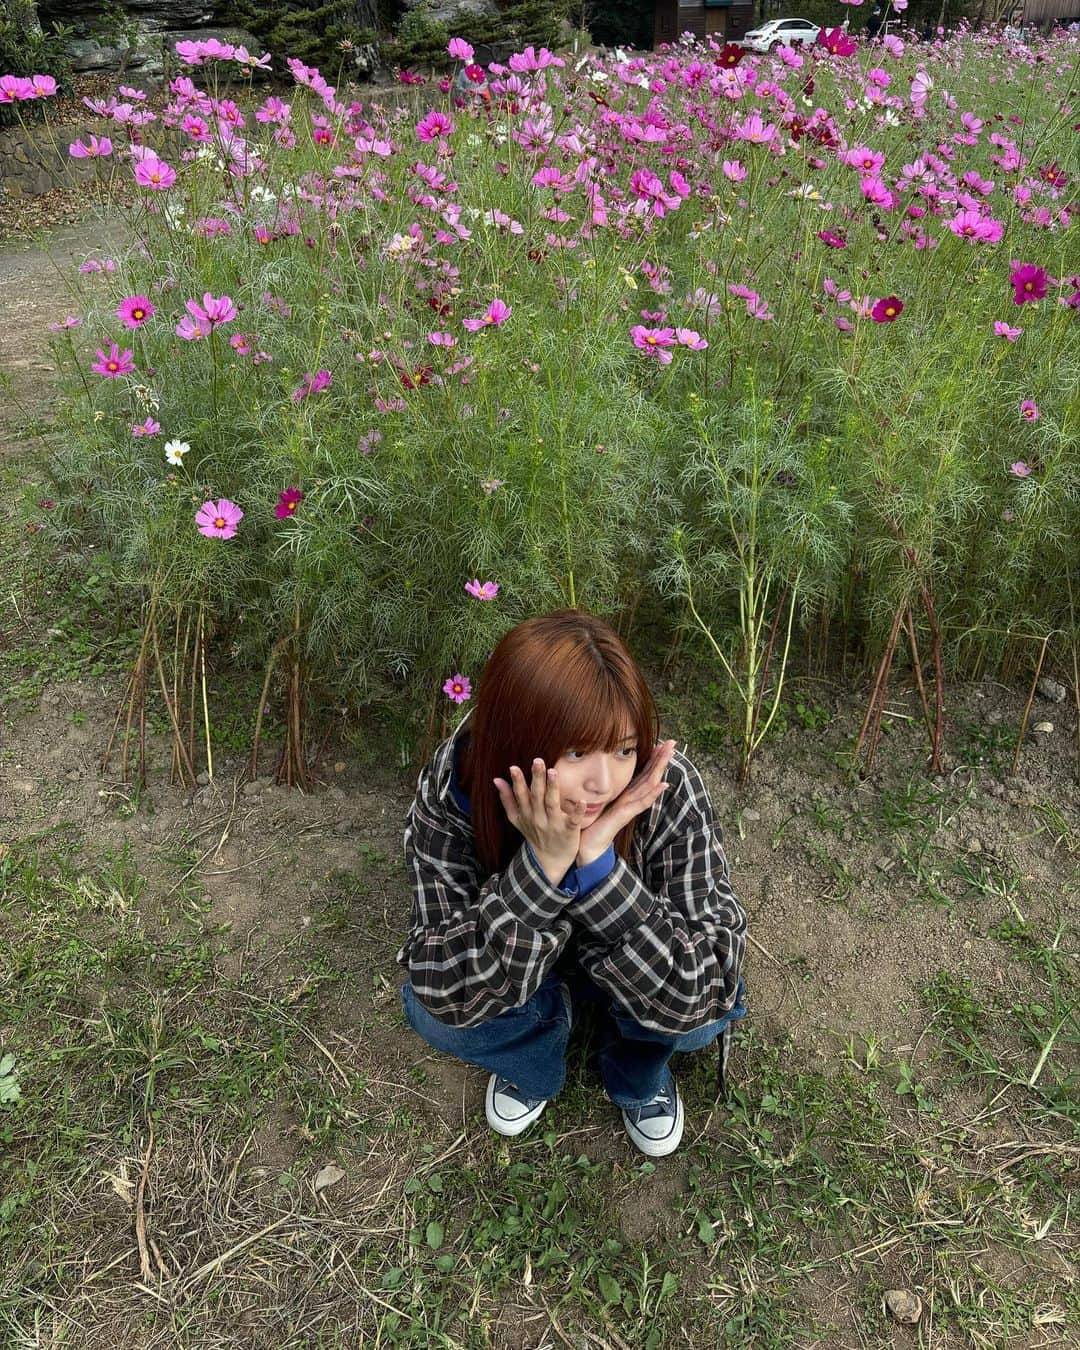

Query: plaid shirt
left=398, top=713, right=747, bottom=1035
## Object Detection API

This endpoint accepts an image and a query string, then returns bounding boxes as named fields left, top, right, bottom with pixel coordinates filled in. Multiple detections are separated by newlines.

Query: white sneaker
left=485, top=1074, right=549, bottom=1137
left=620, top=1075, right=684, bottom=1157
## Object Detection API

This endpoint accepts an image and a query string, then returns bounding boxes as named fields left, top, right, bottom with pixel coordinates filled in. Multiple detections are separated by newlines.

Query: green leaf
left=426, top=1220, right=444, bottom=1249
left=696, top=1213, right=715, bottom=1244
left=660, top=1272, right=678, bottom=1299
left=597, top=1271, right=622, bottom=1304
left=427, top=1172, right=444, bottom=1193
left=381, top=1267, right=404, bottom=1289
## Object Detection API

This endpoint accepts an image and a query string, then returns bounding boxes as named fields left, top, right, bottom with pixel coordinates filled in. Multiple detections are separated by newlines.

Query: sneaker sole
left=484, top=1075, right=548, bottom=1137
left=621, top=1094, right=685, bottom=1158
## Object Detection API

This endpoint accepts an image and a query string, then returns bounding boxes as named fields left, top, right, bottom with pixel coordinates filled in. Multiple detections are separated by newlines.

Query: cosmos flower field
left=8, top=23, right=1078, bottom=776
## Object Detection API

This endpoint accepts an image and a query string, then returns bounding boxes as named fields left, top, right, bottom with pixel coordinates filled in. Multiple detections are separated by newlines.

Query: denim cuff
left=573, top=845, right=617, bottom=896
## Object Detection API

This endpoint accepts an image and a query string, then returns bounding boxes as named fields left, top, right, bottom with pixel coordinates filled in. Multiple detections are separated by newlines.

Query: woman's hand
left=493, top=760, right=589, bottom=886
left=576, top=739, right=676, bottom=867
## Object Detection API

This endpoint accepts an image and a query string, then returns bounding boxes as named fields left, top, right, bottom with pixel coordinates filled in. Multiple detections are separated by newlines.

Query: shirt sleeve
left=398, top=770, right=575, bottom=1027
left=570, top=752, right=747, bottom=1035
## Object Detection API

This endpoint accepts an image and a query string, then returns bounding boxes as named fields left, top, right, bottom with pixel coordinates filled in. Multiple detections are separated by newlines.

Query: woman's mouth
left=583, top=802, right=605, bottom=815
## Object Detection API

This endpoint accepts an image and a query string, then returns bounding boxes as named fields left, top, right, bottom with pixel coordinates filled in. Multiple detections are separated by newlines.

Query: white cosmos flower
left=164, top=439, right=190, bottom=466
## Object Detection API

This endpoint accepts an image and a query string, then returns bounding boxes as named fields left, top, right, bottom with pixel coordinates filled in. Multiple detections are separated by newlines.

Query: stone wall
left=0, top=123, right=114, bottom=198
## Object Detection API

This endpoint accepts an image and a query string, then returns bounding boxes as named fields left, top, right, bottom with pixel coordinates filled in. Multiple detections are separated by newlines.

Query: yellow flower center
left=215, top=518, right=225, bottom=529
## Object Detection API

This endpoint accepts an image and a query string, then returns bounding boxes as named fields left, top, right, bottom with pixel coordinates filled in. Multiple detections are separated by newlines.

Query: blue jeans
left=400, top=968, right=747, bottom=1110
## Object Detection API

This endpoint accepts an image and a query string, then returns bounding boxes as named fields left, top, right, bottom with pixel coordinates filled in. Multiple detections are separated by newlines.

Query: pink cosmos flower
left=464, top=579, right=499, bottom=600
left=817, top=229, right=846, bottom=248
left=275, top=487, right=303, bottom=519
left=0, top=75, right=33, bottom=102
left=1009, top=462, right=1031, bottom=477
left=48, top=316, right=81, bottom=331
left=462, top=299, right=511, bottom=332
left=994, top=322, right=1022, bottom=340
left=428, top=331, right=458, bottom=348
left=722, top=159, right=746, bottom=182
left=871, top=296, right=903, bottom=323
left=1019, top=399, right=1040, bottom=422
left=1010, top=262, right=1048, bottom=304
left=448, top=37, right=474, bottom=62
left=196, top=498, right=243, bottom=539
left=293, top=369, right=333, bottom=401
left=31, top=73, right=57, bottom=97
left=117, top=295, right=155, bottom=328
left=131, top=418, right=161, bottom=437
left=176, top=316, right=209, bottom=341
left=184, top=292, right=238, bottom=330
left=230, top=333, right=252, bottom=356
left=443, top=673, right=472, bottom=704
left=69, top=136, right=113, bottom=158
left=675, top=328, right=708, bottom=350
left=91, top=343, right=135, bottom=377
left=946, top=210, right=1003, bottom=243
left=133, top=157, right=177, bottom=190
left=630, top=326, right=677, bottom=363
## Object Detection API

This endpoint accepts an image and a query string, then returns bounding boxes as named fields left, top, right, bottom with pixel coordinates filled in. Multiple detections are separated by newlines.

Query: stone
left=196, top=770, right=210, bottom=786
left=1036, top=677, right=1067, bottom=703
left=884, top=1289, right=923, bottom=1324
left=966, top=838, right=983, bottom=854
left=1032, top=721, right=1054, bottom=735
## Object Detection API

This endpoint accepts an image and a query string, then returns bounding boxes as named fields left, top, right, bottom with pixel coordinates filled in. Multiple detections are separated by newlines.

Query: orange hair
left=458, top=609, right=660, bottom=876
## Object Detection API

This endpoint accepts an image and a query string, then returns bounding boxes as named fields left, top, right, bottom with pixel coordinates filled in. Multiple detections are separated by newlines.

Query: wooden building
left=653, top=0, right=759, bottom=46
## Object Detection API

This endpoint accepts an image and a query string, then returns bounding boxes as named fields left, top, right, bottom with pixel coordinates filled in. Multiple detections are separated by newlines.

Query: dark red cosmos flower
left=527, top=247, right=548, bottom=264
left=464, top=63, right=486, bottom=83
left=275, top=487, right=303, bottom=519
left=1038, top=162, right=1068, bottom=188
left=817, top=229, right=846, bottom=248
left=397, top=364, right=434, bottom=390
left=587, top=90, right=610, bottom=108
left=716, top=43, right=745, bottom=69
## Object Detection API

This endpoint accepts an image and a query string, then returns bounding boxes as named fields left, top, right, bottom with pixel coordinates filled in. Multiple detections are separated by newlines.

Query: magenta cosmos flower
left=92, top=343, right=135, bottom=377
left=133, top=156, right=177, bottom=190
left=462, top=299, right=511, bottom=332
left=817, top=229, right=846, bottom=248
left=447, top=37, right=474, bottom=61
left=443, top=673, right=472, bottom=703
left=1019, top=399, right=1040, bottom=422
left=631, top=326, right=678, bottom=363
left=275, top=487, right=303, bottom=519
left=994, top=321, right=1022, bottom=340
left=196, top=498, right=243, bottom=539
left=1010, top=263, right=1048, bottom=304
left=871, top=296, right=904, bottom=323
left=817, top=27, right=858, bottom=56
left=117, top=295, right=155, bottom=328
left=465, top=579, right=499, bottom=600
left=1009, top=462, right=1031, bottom=477
left=293, top=369, right=333, bottom=401
left=416, top=110, right=455, bottom=142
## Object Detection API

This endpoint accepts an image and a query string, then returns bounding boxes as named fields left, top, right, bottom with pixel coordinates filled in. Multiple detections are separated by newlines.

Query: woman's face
left=553, top=723, right=639, bottom=820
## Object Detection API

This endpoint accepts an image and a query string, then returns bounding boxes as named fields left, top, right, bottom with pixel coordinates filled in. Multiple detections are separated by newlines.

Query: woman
left=398, top=610, right=747, bottom=1158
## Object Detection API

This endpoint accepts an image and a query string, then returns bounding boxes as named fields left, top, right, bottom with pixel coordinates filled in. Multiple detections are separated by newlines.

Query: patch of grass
left=1, top=832, right=1076, bottom=1347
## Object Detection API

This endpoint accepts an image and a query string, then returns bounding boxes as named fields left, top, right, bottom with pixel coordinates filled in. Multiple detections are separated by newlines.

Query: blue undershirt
left=450, top=736, right=617, bottom=898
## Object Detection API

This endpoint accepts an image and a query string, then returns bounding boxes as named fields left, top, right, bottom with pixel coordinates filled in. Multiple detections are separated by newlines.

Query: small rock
left=1036, top=677, right=1066, bottom=704
left=314, top=1162, right=346, bottom=1193
left=334, top=761, right=346, bottom=774
left=884, top=1290, right=923, bottom=1325
left=874, top=854, right=895, bottom=874
left=196, top=771, right=210, bottom=786
left=242, top=780, right=262, bottom=797
left=66, top=770, right=79, bottom=781
left=742, top=808, right=760, bottom=822
left=986, top=710, right=1003, bottom=725
left=1031, top=721, right=1053, bottom=735
left=966, top=838, right=983, bottom=854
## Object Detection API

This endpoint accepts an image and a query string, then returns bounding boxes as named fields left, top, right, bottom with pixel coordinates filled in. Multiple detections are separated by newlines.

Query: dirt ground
left=2, top=219, right=1078, bottom=1348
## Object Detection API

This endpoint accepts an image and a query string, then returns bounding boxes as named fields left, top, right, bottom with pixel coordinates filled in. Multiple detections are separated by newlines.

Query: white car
left=741, top=18, right=821, bottom=52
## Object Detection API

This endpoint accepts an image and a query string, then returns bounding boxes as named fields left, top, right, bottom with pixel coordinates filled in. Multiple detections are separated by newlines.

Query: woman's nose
left=585, top=755, right=611, bottom=791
